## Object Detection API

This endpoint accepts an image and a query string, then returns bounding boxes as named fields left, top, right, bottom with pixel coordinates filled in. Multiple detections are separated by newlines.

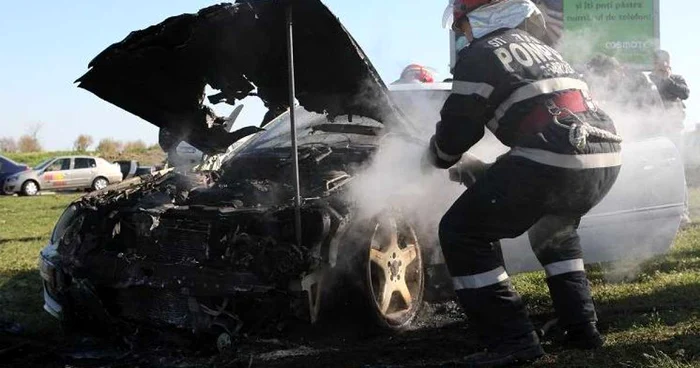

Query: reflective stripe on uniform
left=487, top=77, right=590, bottom=131
left=544, top=258, right=585, bottom=278
left=452, top=266, right=509, bottom=290
left=452, top=80, right=495, bottom=99
left=434, top=139, right=463, bottom=162
left=510, top=147, right=622, bottom=169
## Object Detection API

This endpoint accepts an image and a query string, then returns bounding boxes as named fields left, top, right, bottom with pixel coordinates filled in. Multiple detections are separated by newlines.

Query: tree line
left=0, top=133, right=158, bottom=154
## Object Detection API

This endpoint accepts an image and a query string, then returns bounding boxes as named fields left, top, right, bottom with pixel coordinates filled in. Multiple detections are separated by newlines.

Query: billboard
left=536, top=0, right=659, bottom=68
left=449, top=0, right=660, bottom=69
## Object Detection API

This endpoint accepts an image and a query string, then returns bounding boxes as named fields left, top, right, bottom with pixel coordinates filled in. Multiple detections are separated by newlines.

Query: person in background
left=584, top=54, right=664, bottom=138
left=649, top=50, right=692, bottom=226
left=649, top=50, right=690, bottom=118
left=585, top=54, right=663, bottom=109
left=649, top=50, right=690, bottom=137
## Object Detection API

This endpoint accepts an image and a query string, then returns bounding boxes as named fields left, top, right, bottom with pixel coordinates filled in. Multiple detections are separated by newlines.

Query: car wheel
left=91, top=177, right=108, bottom=191
left=361, top=215, right=425, bottom=331
left=21, top=180, right=39, bottom=196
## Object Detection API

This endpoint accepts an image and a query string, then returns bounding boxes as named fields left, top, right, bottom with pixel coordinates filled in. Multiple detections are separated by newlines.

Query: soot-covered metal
left=42, top=134, right=384, bottom=341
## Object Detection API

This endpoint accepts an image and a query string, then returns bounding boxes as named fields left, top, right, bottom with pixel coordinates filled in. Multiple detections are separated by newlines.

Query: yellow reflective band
left=544, top=259, right=585, bottom=277
left=452, top=267, right=509, bottom=290
left=510, top=147, right=622, bottom=169
left=452, top=80, right=495, bottom=99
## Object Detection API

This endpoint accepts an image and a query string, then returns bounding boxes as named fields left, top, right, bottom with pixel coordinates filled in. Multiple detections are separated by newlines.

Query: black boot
left=562, top=322, right=604, bottom=350
left=464, top=331, right=544, bottom=368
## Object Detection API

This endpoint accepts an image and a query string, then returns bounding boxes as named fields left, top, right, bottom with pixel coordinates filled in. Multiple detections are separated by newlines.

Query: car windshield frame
left=219, top=85, right=452, bottom=163
left=228, top=107, right=383, bottom=159
left=34, top=158, right=55, bottom=171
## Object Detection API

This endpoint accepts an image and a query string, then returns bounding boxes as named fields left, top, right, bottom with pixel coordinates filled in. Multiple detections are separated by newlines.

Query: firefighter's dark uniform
left=428, top=27, right=621, bottom=347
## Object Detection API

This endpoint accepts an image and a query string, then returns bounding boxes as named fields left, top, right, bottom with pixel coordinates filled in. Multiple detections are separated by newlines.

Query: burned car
left=40, top=0, right=428, bottom=343
left=40, top=0, right=686, bottom=346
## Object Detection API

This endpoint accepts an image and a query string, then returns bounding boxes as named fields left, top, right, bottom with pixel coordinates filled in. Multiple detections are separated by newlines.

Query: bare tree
left=14, top=123, right=45, bottom=153
left=73, top=134, right=94, bottom=152
left=17, top=135, right=42, bottom=152
left=0, top=137, right=17, bottom=153
left=28, top=122, right=43, bottom=140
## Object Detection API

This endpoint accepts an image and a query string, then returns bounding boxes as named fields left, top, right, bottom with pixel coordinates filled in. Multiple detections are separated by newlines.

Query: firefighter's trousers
left=439, top=155, right=619, bottom=347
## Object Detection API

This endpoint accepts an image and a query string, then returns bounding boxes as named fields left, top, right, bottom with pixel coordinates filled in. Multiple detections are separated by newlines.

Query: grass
left=0, top=193, right=79, bottom=336
left=1, top=186, right=700, bottom=366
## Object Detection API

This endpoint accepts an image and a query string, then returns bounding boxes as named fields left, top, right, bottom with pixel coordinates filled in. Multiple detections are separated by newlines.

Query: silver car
left=3, top=156, right=123, bottom=196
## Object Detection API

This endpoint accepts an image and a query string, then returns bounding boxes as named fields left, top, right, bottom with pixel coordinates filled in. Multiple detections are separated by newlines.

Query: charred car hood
left=77, top=0, right=405, bottom=154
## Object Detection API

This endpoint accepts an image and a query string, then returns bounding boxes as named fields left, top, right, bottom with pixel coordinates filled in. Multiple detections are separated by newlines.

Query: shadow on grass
left=541, top=334, right=700, bottom=368
left=595, top=282, right=700, bottom=327
left=0, top=269, right=66, bottom=367
left=0, top=236, right=46, bottom=245
left=0, top=270, right=60, bottom=338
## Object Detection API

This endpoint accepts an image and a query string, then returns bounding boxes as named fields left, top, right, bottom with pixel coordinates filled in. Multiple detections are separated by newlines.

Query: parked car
left=0, top=155, right=30, bottom=194
left=114, top=160, right=157, bottom=180
left=39, top=0, right=685, bottom=346
left=3, top=156, right=123, bottom=196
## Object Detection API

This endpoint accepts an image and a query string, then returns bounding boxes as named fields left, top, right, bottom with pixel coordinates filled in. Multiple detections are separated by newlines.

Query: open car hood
left=76, top=0, right=406, bottom=154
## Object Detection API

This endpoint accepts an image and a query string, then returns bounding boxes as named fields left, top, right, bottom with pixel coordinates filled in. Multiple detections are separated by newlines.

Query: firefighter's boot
left=463, top=331, right=544, bottom=368
left=562, top=322, right=604, bottom=350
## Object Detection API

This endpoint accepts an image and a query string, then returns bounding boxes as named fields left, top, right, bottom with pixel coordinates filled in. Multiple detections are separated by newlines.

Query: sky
left=1, top=0, right=698, bottom=150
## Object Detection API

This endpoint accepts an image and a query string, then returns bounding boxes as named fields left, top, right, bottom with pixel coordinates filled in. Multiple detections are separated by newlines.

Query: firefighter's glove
left=448, top=153, right=490, bottom=187
left=423, top=136, right=462, bottom=175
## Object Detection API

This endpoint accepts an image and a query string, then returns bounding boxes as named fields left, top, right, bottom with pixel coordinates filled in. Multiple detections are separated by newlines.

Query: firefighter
left=424, top=1, right=622, bottom=366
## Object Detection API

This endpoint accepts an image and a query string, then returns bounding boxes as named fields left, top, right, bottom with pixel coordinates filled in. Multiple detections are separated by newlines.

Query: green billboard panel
left=534, top=0, right=659, bottom=68
left=449, top=1, right=660, bottom=70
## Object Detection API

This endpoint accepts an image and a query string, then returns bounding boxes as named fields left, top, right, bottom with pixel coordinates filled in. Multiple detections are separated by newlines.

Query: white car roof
left=388, top=82, right=452, bottom=92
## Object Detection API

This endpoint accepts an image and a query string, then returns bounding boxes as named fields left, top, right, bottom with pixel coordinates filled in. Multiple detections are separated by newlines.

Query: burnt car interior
left=43, top=0, right=430, bottom=350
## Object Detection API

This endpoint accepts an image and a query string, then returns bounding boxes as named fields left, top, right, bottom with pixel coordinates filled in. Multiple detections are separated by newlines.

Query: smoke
left=345, top=29, right=686, bottom=282
left=547, top=31, right=688, bottom=282
left=344, top=86, right=511, bottom=268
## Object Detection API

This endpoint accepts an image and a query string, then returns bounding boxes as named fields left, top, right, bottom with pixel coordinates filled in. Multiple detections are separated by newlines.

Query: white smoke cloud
left=346, top=30, right=687, bottom=281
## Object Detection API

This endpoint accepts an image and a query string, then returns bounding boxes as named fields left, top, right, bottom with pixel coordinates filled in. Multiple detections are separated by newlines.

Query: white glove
left=448, top=153, right=490, bottom=186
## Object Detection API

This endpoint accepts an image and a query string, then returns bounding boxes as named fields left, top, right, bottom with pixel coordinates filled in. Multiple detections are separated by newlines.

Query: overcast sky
left=0, top=1, right=697, bottom=150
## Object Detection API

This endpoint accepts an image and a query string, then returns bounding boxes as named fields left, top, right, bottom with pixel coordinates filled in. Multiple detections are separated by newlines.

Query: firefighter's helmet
left=450, top=0, right=494, bottom=31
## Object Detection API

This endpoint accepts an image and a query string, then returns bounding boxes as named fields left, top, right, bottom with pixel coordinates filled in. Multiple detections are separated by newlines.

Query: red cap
left=399, top=64, right=435, bottom=83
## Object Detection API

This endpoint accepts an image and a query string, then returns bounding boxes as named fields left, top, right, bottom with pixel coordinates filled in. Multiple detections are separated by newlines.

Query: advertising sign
left=541, top=0, right=659, bottom=68
left=449, top=0, right=660, bottom=69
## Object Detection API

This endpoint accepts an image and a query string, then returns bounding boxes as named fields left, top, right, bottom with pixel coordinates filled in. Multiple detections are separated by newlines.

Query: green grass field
left=1, top=189, right=699, bottom=367
left=4, top=148, right=166, bottom=167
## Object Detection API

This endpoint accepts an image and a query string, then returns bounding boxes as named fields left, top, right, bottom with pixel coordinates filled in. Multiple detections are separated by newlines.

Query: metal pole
left=286, top=5, right=303, bottom=247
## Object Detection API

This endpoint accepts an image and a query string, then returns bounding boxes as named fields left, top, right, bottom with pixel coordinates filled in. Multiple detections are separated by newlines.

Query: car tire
left=335, top=212, right=425, bottom=332
left=91, top=177, right=109, bottom=191
left=20, top=180, right=40, bottom=196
